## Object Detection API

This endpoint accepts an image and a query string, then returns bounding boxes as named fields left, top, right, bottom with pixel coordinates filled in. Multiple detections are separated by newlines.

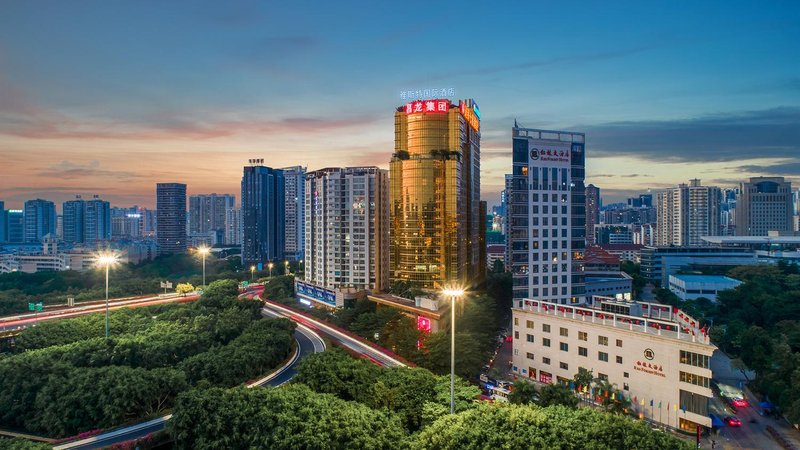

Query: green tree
left=508, top=379, right=538, bottom=405
left=293, top=348, right=380, bottom=403
left=537, top=383, right=578, bottom=408
left=572, top=367, right=594, bottom=391
left=175, top=282, right=195, bottom=296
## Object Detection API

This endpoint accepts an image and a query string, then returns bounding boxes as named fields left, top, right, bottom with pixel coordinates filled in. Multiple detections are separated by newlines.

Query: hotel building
left=512, top=297, right=715, bottom=432
left=508, top=127, right=586, bottom=305
left=390, top=98, right=484, bottom=290
left=299, top=167, right=389, bottom=308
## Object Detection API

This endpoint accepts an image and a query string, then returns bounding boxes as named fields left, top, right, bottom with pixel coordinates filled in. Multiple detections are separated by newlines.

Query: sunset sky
left=1, top=1, right=798, bottom=210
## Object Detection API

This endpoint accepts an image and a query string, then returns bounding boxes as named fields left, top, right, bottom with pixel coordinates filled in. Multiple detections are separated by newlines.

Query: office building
left=6, top=210, right=24, bottom=243
left=735, top=177, right=793, bottom=236
left=627, top=193, right=653, bottom=208
left=225, top=208, right=242, bottom=246
left=24, top=199, right=56, bottom=243
left=62, top=195, right=111, bottom=245
left=509, top=126, right=586, bottom=305
left=594, top=224, right=633, bottom=245
left=668, top=274, right=742, bottom=302
left=188, top=193, right=235, bottom=243
left=640, top=246, right=756, bottom=286
left=298, top=167, right=389, bottom=307
left=0, top=201, right=6, bottom=243
left=156, top=183, right=187, bottom=254
left=241, top=160, right=284, bottom=266
left=656, top=179, right=721, bottom=247
left=282, top=166, right=306, bottom=261
left=512, top=297, right=715, bottom=432
left=390, top=98, right=483, bottom=290
left=586, top=184, right=600, bottom=245
left=111, top=206, right=145, bottom=239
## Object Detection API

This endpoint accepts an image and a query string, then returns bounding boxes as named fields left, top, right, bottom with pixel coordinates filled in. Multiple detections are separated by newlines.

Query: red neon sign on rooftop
left=405, top=99, right=451, bottom=115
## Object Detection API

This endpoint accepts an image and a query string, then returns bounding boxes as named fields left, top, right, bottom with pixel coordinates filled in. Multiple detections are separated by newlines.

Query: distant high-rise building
left=656, top=179, right=721, bottom=246
left=627, top=193, right=653, bottom=208
left=24, top=199, right=56, bottom=243
left=304, top=167, right=389, bottom=299
left=281, top=166, right=306, bottom=262
left=735, top=177, right=793, bottom=236
left=6, top=209, right=24, bottom=243
left=586, top=184, right=600, bottom=245
left=111, top=206, right=144, bottom=239
left=509, top=126, right=586, bottom=305
left=241, top=161, right=285, bottom=266
left=0, top=200, right=6, bottom=243
left=62, top=195, right=111, bottom=245
left=390, top=98, right=483, bottom=290
left=188, top=193, right=235, bottom=244
left=156, top=183, right=187, bottom=254
left=225, top=208, right=242, bottom=246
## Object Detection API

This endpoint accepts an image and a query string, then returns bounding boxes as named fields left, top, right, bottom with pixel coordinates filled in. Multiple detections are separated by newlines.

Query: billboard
left=404, top=99, right=451, bottom=115
left=295, top=280, right=336, bottom=307
left=528, top=140, right=571, bottom=166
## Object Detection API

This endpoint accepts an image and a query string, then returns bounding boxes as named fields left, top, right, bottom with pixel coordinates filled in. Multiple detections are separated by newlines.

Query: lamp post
left=197, top=245, right=210, bottom=287
left=250, top=265, right=256, bottom=281
left=268, top=262, right=274, bottom=278
left=94, top=251, right=119, bottom=339
left=284, top=260, right=289, bottom=275
left=443, top=287, right=465, bottom=414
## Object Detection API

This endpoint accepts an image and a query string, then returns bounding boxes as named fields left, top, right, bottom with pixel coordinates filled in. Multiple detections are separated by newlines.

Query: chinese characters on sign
left=459, top=102, right=481, bottom=132
left=405, top=99, right=451, bottom=115
left=634, top=360, right=666, bottom=378
left=400, top=88, right=455, bottom=100
left=530, top=147, right=570, bottom=164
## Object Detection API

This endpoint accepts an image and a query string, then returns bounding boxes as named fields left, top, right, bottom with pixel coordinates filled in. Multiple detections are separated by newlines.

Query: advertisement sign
left=405, top=99, right=451, bottom=115
left=529, top=140, right=571, bottom=166
left=417, top=316, right=432, bottom=333
left=459, top=101, right=480, bottom=132
left=295, top=280, right=336, bottom=307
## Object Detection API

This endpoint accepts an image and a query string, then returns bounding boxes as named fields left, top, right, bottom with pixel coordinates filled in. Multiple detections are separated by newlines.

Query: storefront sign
left=634, top=360, right=666, bottom=378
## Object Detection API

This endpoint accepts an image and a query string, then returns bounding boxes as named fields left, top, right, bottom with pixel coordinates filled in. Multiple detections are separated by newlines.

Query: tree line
left=0, top=279, right=295, bottom=438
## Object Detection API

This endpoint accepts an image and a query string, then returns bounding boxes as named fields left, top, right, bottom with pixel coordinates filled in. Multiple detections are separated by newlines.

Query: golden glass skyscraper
left=390, top=98, right=484, bottom=290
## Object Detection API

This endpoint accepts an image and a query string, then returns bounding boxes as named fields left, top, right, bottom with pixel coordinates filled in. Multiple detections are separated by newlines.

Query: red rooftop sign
left=405, top=99, right=451, bottom=114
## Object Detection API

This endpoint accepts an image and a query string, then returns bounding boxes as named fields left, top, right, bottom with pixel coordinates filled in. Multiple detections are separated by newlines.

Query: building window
left=599, top=352, right=609, bottom=362
left=559, top=327, right=568, bottom=337
left=598, top=373, right=608, bottom=381
left=543, top=324, right=551, bottom=333
left=578, top=331, right=587, bottom=341
left=623, top=372, right=629, bottom=378
left=578, top=347, right=588, bottom=357
left=616, top=356, right=623, bottom=364
left=598, top=336, right=608, bottom=346
left=543, top=338, right=551, bottom=347
left=543, top=357, right=551, bottom=365
left=526, top=352, right=535, bottom=360
left=560, top=342, right=569, bottom=352
left=514, top=317, right=519, bottom=326
left=680, top=389, right=709, bottom=416
left=616, top=339, right=623, bottom=347
left=623, top=383, right=629, bottom=391
left=526, top=334, right=534, bottom=343
left=680, top=350, right=710, bottom=369
left=514, top=331, right=519, bottom=340
left=526, top=320, right=534, bottom=329
left=560, top=362, right=569, bottom=370
left=680, top=371, right=711, bottom=388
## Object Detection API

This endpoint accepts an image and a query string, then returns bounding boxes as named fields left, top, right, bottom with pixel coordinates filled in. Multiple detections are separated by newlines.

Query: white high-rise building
left=281, top=166, right=306, bottom=262
left=735, top=177, right=793, bottom=236
left=299, top=167, right=389, bottom=308
left=656, top=179, right=721, bottom=247
left=225, top=208, right=242, bottom=246
left=508, top=126, right=586, bottom=306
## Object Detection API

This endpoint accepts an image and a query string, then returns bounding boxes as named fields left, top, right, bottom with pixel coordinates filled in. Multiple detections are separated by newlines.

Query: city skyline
left=1, top=1, right=798, bottom=209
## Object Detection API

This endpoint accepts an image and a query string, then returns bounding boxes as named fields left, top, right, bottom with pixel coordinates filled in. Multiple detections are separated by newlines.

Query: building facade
left=656, top=179, right=721, bottom=247
left=0, top=201, right=6, bottom=243
left=225, top=207, right=242, bottom=246
left=23, top=199, right=56, bottom=243
left=281, top=166, right=306, bottom=261
left=390, top=98, right=483, bottom=290
left=512, top=297, right=715, bottom=432
left=585, top=184, right=600, bottom=245
left=640, top=246, right=757, bottom=286
left=63, top=195, right=111, bottom=245
left=241, top=160, right=284, bottom=267
left=735, top=177, right=793, bottom=236
left=668, top=274, right=742, bottom=302
left=156, top=183, right=187, bottom=255
left=509, top=127, right=586, bottom=305
left=300, top=167, right=389, bottom=307
left=188, top=193, right=235, bottom=243
left=6, top=209, right=24, bottom=243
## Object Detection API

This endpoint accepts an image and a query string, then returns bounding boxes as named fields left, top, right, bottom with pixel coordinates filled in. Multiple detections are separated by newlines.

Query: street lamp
left=284, top=260, right=289, bottom=275
left=268, top=262, right=274, bottom=278
left=442, top=286, right=465, bottom=414
left=196, top=245, right=210, bottom=287
left=250, top=265, right=256, bottom=281
left=94, top=250, right=120, bottom=338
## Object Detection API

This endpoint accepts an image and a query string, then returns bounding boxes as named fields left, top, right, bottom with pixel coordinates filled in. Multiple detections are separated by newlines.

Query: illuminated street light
left=268, top=262, right=274, bottom=278
left=442, top=286, right=465, bottom=414
left=196, top=245, right=210, bottom=287
left=250, top=265, right=256, bottom=281
left=94, top=250, right=120, bottom=338
left=284, top=260, right=289, bottom=274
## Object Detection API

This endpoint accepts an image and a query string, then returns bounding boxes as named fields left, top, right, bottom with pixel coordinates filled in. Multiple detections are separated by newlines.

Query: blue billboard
left=295, top=280, right=336, bottom=307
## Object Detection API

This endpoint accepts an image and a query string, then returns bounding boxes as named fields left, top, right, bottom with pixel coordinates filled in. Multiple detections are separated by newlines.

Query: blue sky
left=1, top=0, right=798, bottom=209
